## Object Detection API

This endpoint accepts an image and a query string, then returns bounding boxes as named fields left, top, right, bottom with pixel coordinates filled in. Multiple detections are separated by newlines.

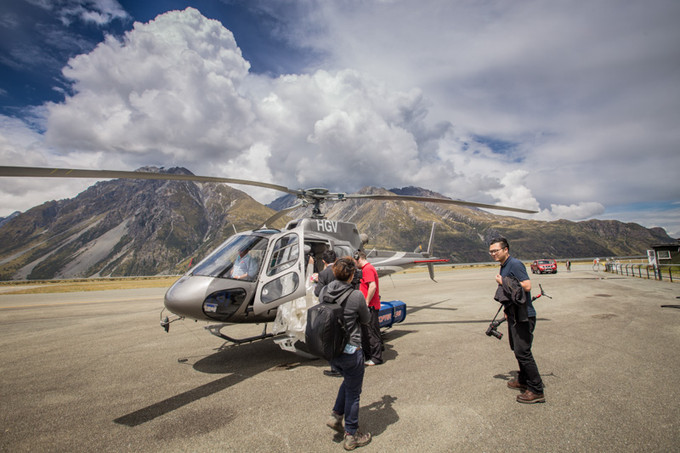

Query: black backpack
left=305, top=288, right=352, bottom=360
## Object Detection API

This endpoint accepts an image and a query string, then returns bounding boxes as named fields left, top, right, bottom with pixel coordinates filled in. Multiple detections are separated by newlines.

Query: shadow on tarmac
left=406, top=299, right=455, bottom=316
left=363, top=394, right=399, bottom=436
left=114, top=340, right=289, bottom=427
left=329, top=395, right=400, bottom=445
left=114, top=302, right=464, bottom=428
left=113, top=328, right=411, bottom=427
left=493, top=370, right=520, bottom=383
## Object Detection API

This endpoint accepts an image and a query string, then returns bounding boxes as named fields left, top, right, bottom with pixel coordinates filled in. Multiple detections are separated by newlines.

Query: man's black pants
left=362, top=307, right=383, bottom=364
left=507, top=314, right=543, bottom=394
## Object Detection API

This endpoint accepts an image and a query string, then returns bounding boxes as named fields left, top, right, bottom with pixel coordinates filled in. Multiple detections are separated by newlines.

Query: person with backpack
left=320, top=257, right=372, bottom=450
left=313, top=250, right=344, bottom=378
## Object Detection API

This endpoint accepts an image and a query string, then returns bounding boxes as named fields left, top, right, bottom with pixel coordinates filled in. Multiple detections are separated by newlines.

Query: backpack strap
left=335, top=289, right=353, bottom=308
left=320, top=285, right=353, bottom=307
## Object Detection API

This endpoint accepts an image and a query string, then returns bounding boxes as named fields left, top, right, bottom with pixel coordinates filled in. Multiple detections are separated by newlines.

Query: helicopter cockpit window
left=190, top=234, right=268, bottom=281
left=266, top=234, right=299, bottom=277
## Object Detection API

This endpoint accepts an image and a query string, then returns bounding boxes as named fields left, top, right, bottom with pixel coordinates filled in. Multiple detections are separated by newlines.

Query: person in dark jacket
left=314, top=250, right=337, bottom=298
left=489, top=237, right=545, bottom=404
left=323, top=257, right=372, bottom=450
left=315, top=250, right=342, bottom=377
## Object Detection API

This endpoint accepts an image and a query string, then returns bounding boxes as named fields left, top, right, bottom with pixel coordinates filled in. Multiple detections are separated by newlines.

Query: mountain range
left=0, top=167, right=674, bottom=280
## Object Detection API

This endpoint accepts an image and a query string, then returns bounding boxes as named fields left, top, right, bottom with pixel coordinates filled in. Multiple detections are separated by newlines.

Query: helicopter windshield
left=190, top=234, right=268, bottom=282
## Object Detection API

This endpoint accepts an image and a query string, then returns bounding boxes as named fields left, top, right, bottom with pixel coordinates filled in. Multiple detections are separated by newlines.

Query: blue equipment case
left=377, top=300, right=407, bottom=328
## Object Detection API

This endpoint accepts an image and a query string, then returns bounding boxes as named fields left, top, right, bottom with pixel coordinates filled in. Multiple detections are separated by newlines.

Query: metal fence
left=604, top=262, right=677, bottom=282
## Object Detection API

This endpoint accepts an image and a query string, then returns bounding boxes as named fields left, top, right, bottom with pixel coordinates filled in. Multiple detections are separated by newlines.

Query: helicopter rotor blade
left=0, top=165, right=299, bottom=196
left=344, top=193, right=537, bottom=214
left=0, top=165, right=537, bottom=214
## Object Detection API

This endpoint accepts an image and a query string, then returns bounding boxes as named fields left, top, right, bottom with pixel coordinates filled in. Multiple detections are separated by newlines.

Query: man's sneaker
left=507, top=379, right=527, bottom=391
left=326, top=412, right=343, bottom=433
left=344, top=430, right=372, bottom=450
left=365, top=360, right=376, bottom=366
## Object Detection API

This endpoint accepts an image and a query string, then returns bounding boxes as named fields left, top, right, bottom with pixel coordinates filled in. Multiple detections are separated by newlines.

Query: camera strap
left=491, top=304, right=503, bottom=323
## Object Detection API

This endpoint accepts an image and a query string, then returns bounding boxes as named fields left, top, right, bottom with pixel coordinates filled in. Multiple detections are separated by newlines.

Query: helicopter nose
left=164, top=275, right=213, bottom=321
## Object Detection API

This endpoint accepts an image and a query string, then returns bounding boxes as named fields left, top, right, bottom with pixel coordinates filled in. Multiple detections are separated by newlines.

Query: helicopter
left=0, top=165, right=536, bottom=352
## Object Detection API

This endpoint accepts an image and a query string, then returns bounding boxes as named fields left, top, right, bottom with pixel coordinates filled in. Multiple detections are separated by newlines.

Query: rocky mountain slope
left=284, top=186, right=675, bottom=262
left=0, top=169, right=674, bottom=280
left=0, top=167, right=278, bottom=280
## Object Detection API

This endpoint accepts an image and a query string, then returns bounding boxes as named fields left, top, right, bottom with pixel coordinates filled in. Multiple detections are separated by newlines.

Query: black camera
left=485, top=318, right=505, bottom=340
left=351, top=267, right=363, bottom=290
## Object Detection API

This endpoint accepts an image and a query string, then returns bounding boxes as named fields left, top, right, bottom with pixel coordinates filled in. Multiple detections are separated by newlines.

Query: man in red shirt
left=356, top=251, right=383, bottom=365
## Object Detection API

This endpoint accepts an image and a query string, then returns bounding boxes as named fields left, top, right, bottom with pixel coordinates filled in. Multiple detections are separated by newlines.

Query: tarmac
left=0, top=264, right=679, bottom=452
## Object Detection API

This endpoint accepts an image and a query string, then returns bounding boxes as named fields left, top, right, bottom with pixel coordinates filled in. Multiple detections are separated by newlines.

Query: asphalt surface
left=1, top=264, right=679, bottom=452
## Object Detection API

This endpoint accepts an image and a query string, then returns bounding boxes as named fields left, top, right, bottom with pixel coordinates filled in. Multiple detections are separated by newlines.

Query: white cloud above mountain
left=1, top=3, right=678, bottom=236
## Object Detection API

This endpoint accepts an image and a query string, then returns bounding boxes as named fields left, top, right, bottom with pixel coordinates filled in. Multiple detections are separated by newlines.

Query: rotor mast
left=297, top=188, right=346, bottom=219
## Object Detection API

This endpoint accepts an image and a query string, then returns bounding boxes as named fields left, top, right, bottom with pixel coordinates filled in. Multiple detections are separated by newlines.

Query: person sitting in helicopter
left=230, top=248, right=259, bottom=281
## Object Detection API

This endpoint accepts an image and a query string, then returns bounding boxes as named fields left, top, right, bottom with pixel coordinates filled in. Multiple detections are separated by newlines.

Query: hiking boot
left=326, top=412, right=343, bottom=433
left=516, top=390, right=546, bottom=404
left=344, top=431, right=372, bottom=450
left=507, top=379, right=528, bottom=391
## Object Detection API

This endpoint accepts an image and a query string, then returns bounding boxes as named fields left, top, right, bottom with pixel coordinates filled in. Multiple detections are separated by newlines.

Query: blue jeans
left=329, top=348, right=365, bottom=434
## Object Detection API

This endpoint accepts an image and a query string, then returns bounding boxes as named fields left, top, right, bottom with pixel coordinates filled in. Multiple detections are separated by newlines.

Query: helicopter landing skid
left=205, top=323, right=275, bottom=344
left=205, top=323, right=317, bottom=358
left=273, top=336, right=317, bottom=359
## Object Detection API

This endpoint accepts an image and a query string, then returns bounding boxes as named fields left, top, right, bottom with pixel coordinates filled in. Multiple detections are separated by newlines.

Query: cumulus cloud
left=47, top=8, right=252, bottom=162
left=294, top=0, right=680, bottom=209
left=544, top=202, right=605, bottom=221
left=1, top=4, right=678, bottom=238
left=36, top=8, right=541, bottom=210
left=484, top=169, right=606, bottom=221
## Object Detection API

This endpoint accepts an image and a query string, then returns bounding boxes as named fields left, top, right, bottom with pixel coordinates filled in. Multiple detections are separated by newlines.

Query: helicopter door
left=252, top=231, right=306, bottom=315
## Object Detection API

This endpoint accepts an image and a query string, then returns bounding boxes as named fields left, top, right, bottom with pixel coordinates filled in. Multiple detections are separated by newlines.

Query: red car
left=531, top=259, right=557, bottom=274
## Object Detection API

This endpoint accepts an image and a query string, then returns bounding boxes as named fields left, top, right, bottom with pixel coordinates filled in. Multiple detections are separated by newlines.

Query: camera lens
left=485, top=324, right=503, bottom=340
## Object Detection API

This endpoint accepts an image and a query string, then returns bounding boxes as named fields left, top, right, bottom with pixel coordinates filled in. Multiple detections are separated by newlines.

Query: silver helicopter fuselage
left=164, top=218, right=362, bottom=324
left=163, top=217, right=445, bottom=325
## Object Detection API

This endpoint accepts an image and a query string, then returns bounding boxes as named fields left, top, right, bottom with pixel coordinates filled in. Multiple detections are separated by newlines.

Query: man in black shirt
left=314, top=250, right=337, bottom=298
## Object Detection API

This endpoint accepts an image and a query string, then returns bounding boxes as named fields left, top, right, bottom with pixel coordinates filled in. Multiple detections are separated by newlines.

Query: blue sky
left=1, top=0, right=679, bottom=237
